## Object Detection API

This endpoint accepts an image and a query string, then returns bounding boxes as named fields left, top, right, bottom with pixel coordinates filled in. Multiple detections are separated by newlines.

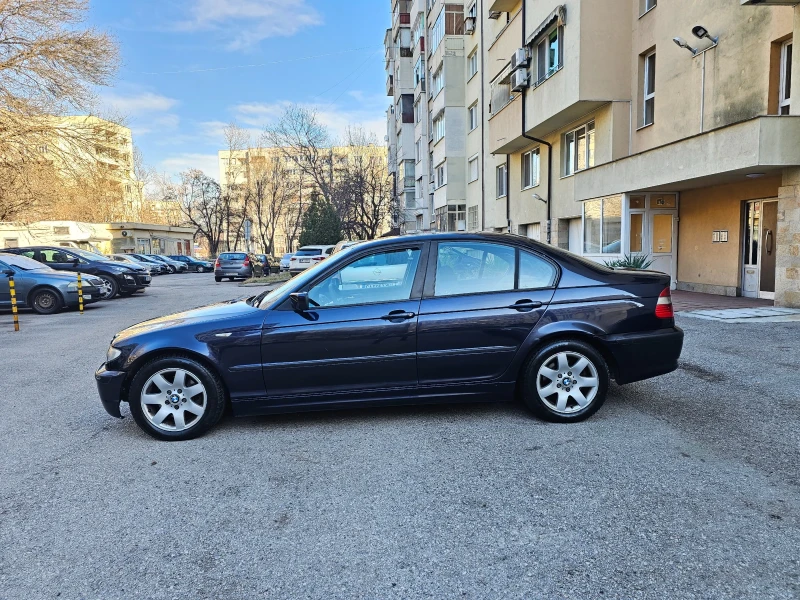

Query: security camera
left=673, top=37, right=698, bottom=55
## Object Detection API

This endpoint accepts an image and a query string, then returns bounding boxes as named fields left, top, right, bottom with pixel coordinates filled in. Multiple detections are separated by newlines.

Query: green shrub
left=604, top=254, right=654, bottom=270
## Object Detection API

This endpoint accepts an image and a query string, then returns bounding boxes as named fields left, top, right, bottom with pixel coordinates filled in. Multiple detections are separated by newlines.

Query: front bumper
left=95, top=363, right=126, bottom=418
left=117, top=273, right=150, bottom=291
left=66, top=286, right=101, bottom=306
left=604, top=326, right=684, bottom=385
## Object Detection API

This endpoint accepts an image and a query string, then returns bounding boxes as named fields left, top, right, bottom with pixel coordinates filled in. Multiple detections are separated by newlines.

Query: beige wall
left=677, top=177, right=780, bottom=292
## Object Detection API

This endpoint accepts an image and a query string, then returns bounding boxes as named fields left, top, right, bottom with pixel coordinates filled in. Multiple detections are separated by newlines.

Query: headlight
left=67, top=281, right=79, bottom=290
left=106, top=346, right=122, bottom=363
left=123, top=274, right=135, bottom=281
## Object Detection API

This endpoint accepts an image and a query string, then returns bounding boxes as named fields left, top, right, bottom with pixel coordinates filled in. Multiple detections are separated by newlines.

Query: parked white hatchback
left=288, top=245, right=335, bottom=276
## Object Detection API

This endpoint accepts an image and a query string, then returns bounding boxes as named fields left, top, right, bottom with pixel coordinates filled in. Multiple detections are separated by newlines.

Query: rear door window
left=519, top=251, right=557, bottom=289
left=434, top=242, right=515, bottom=297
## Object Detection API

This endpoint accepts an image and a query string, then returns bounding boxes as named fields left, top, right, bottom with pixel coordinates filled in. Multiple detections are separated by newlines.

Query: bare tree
left=247, top=149, right=293, bottom=255
left=220, top=123, right=251, bottom=251
left=0, top=0, right=119, bottom=221
left=173, top=170, right=225, bottom=256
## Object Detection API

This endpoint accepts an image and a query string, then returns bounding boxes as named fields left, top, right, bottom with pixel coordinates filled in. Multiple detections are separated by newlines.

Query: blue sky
left=90, top=0, right=389, bottom=180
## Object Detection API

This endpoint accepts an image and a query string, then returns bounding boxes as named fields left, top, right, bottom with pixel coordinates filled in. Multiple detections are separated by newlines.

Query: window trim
left=534, top=25, right=563, bottom=86
left=639, top=0, right=657, bottom=18
left=642, top=50, right=656, bottom=127
left=467, top=49, right=479, bottom=80
left=468, top=102, right=479, bottom=131
left=562, top=120, right=595, bottom=178
left=521, top=147, right=540, bottom=190
left=496, top=164, right=508, bottom=198
left=468, top=154, right=480, bottom=183
left=780, top=39, right=793, bottom=115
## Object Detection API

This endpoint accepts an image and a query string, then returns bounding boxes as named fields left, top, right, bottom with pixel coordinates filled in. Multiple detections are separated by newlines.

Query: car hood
left=114, top=298, right=262, bottom=341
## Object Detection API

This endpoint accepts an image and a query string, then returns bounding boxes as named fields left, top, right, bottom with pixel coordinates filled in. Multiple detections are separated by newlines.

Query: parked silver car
left=0, top=253, right=103, bottom=314
left=279, top=253, right=293, bottom=272
left=214, top=252, right=263, bottom=281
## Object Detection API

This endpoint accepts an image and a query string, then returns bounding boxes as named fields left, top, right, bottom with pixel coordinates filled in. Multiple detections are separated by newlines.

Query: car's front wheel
left=521, top=340, right=609, bottom=422
left=30, top=288, right=62, bottom=315
left=97, top=275, right=119, bottom=300
left=128, top=356, right=226, bottom=441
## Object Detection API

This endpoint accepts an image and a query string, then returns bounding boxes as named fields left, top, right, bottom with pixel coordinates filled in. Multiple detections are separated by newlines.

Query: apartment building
left=387, top=0, right=800, bottom=307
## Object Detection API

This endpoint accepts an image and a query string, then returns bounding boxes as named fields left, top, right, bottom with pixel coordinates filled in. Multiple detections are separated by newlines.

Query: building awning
left=572, top=116, right=800, bottom=202
left=526, top=5, right=567, bottom=46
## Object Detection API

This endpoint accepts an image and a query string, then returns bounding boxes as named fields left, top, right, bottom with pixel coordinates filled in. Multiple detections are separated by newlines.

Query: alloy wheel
left=536, top=351, right=600, bottom=415
left=97, top=277, right=114, bottom=299
left=140, top=368, right=207, bottom=432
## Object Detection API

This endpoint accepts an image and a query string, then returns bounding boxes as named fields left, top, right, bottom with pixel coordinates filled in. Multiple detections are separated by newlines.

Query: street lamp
left=692, top=25, right=719, bottom=45
left=673, top=37, right=698, bottom=56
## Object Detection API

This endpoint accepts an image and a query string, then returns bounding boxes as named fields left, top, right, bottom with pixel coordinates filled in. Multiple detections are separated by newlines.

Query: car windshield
left=294, top=248, right=323, bottom=257
left=0, top=254, right=53, bottom=271
left=70, top=248, right=112, bottom=262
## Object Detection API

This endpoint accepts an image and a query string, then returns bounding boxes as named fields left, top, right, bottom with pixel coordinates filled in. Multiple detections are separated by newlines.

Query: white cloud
left=159, top=153, right=221, bottom=180
left=102, top=91, right=179, bottom=116
left=231, top=93, right=387, bottom=143
left=178, top=0, right=322, bottom=51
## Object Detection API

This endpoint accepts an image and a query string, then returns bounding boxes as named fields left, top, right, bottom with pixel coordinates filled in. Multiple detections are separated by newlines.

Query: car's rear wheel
left=97, top=275, right=118, bottom=300
left=214, top=276, right=222, bottom=282
left=30, top=288, right=61, bottom=315
left=128, top=356, right=226, bottom=441
left=521, top=340, right=609, bottom=422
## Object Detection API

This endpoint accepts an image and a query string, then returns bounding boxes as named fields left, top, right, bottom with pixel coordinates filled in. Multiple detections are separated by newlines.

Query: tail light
left=214, top=258, right=220, bottom=269
left=243, top=256, right=250, bottom=266
left=312, top=256, right=325, bottom=262
left=655, top=287, right=674, bottom=319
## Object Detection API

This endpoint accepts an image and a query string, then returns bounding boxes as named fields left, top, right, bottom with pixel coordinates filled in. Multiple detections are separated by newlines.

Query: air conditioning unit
left=120, top=230, right=133, bottom=238
left=510, top=48, right=530, bottom=71
left=510, top=69, right=529, bottom=92
left=464, top=17, right=476, bottom=34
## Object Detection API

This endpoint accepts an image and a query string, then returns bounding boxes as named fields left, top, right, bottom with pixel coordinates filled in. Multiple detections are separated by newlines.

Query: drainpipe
left=480, top=0, right=487, bottom=231
left=520, top=0, right=554, bottom=244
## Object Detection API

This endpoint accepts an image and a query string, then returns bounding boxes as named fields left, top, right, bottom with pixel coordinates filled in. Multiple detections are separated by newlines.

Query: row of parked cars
left=0, top=245, right=214, bottom=315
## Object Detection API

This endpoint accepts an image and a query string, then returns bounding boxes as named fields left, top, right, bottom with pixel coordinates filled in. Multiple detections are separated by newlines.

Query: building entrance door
left=742, top=200, right=778, bottom=299
left=649, top=211, right=677, bottom=289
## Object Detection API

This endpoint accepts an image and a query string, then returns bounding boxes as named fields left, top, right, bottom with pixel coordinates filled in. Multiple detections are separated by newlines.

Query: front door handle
left=508, top=299, right=543, bottom=312
left=381, top=310, right=416, bottom=321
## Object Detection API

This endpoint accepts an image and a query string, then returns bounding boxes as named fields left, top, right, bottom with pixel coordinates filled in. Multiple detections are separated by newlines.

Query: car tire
left=214, top=276, right=222, bottom=282
left=228, top=277, right=235, bottom=281
left=521, top=339, right=609, bottom=423
left=127, top=355, right=227, bottom=441
left=30, top=288, right=62, bottom=315
left=97, top=275, right=119, bottom=300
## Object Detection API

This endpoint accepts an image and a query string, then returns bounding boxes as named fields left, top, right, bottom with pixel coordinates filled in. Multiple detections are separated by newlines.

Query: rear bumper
left=603, top=326, right=684, bottom=385
left=215, top=268, right=252, bottom=278
left=95, top=363, right=126, bottom=418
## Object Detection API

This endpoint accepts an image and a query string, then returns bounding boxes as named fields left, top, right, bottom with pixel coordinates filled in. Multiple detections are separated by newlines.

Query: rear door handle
left=381, top=310, right=416, bottom=321
left=508, top=300, right=543, bottom=312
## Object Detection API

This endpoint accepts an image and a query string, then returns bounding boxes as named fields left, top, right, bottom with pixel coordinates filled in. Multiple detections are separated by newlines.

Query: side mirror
left=2, top=269, right=14, bottom=277
left=290, top=292, right=310, bottom=312
left=72, top=258, right=80, bottom=266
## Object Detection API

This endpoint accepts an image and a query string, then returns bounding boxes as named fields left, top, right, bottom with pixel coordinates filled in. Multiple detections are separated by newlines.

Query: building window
left=642, top=51, right=656, bottom=126
left=496, top=164, right=507, bottom=198
left=583, top=196, right=622, bottom=254
left=468, top=50, right=478, bottom=78
left=640, top=0, right=656, bottom=16
left=436, top=162, right=446, bottom=188
left=414, top=57, right=425, bottom=89
left=522, top=148, right=540, bottom=189
left=468, top=155, right=479, bottom=182
left=467, top=1, right=477, bottom=19
left=468, top=205, right=479, bottom=231
left=431, top=10, right=444, bottom=53
left=536, top=26, right=563, bottom=85
left=415, top=139, right=422, bottom=162
left=3, top=237, right=19, bottom=248
left=405, top=191, right=415, bottom=208
left=490, top=67, right=513, bottom=115
left=780, top=40, right=793, bottom=115
left=468, top=102, right=479, bottom=130
left=563, top=121, right=595, bottom=176
left=414, top=100, right=421, bottom=124
left=433, top=113, right=445, bottom=142
left=432, top=66, right=444, bottom=96
left=416, top=214, right=424, bottom=231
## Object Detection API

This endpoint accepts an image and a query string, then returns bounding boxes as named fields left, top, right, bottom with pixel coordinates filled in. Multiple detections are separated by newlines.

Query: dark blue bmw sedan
left=96, top=233, right=683, bottom=441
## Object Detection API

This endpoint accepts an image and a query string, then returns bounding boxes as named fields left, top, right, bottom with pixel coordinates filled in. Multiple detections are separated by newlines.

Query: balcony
left=488, top=96, right=527, bottom=155
left=387, top=74, right=394, bottom=96
left=489, top=0, right=519, bottom=11
left=523, top=0, right=631, bottom=138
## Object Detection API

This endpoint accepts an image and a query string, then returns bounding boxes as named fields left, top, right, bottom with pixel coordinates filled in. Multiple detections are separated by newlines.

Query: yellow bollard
left=8, top=275, right=20, bottom=331
left=76, top=272, right=84, bottom=315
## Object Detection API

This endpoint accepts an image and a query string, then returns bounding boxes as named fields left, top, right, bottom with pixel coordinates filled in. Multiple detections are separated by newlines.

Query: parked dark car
left=256, top=254, right=279, bottom=274
left=145, top=255, right=187, bottom=274
left=6, top=246, right=151, bottom=300
left=213, top=252, right=263, bottom=282
left=127, top=253, right=168, bottom=275
left=96, top=233, right=683, bottom=441
left=0, top=253, right=103, bottom=314
left=168, top=255, right=213, bottom=273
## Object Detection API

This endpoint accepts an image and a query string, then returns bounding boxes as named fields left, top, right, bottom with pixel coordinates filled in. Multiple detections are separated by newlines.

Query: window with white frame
left=522, top=148, right=540, bottom=189
left=436, top=162, right=446, bottom=188
left=430, top=10, right=444, bottom=53
left=780, top=40, right=793, bottom=115
left=468, top=50, right=478, bottom=78
left=468, top=205, right=479, bottom=231
left=490, top=66, right=513, bottom=115
left=583, top=196, right=622, bottom=254
left=467, top=1, right=477, bottom=19
left=415, top=138, right=421, bottom=162
left=642, top=51, right=656, bottom=126
left=496, top=164, right=507, bottom=198
left=414, top=57, right=425, bottom=88
left=468, top=102, right=479, bottom=130
left=640, top=0, right=656, bottom=16
left=536, top=26, right=563, bottom=85
left=433, top=113, right=445, bottom=142
left=468, top=155, right=479, bottom=182
left=432, top=66, right=444, bottom=96
left=414, top=100, right=421, bottom=124
left=563, top=121, right=595, bottom=176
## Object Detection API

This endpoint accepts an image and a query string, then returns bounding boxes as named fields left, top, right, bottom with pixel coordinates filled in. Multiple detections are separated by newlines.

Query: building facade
left=385, top=0, right=800, bottom=307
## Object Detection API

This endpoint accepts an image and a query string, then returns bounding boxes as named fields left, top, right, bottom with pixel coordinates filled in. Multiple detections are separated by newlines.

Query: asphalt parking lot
left=0, top=275, right=798, bottom=600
